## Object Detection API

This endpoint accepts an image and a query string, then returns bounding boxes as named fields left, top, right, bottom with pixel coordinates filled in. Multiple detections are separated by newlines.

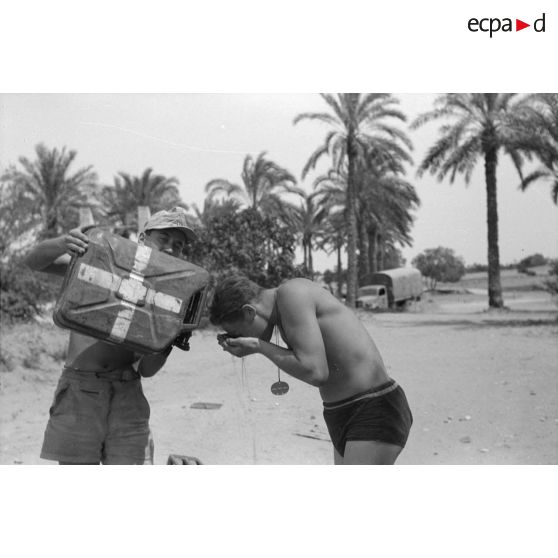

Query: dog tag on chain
left=271, top=381, right=289, bottom=395
left=271, top=328, right=289, bottom=395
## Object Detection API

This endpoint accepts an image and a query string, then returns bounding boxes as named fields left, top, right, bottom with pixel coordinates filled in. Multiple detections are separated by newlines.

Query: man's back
left=277, top=278, right=389, bottom=402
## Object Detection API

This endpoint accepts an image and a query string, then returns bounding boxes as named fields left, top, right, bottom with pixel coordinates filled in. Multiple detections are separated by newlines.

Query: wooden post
left=79, top=207, right=95, bottom=227
left=137, top=206, right=151, bottom=233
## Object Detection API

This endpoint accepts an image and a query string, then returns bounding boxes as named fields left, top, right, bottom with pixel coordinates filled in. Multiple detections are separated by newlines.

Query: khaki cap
left=141, top=207, right=197, bottom=242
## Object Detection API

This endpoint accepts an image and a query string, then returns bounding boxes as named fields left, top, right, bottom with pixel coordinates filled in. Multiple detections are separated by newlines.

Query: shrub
left=382, top=246, right=405, bottom=270
left=0, top=322, right=68, bottom=371
left=0, top=349, right=15, bottom=372
left=544, top=259, right=558, bottom=295
left=0, top=254, right=61, bottom=323
left=189, top=208, right=300, bottom=288
left=517, top=253, right=547, bottom=273
left=412, top=247, right=466, bottom=290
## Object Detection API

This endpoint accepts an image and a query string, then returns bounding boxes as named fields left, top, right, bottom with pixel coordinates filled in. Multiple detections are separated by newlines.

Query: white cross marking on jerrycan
left=76, top=244, right=184, bottom=342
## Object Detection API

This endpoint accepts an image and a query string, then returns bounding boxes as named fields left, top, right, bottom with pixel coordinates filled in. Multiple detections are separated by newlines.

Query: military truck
left=357, top=267, right=423, bottom=310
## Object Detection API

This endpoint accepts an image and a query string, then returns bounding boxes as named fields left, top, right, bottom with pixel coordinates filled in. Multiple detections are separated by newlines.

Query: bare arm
left=136, top=346, right=173, bottom=378
left=221, top=282, right=330, bottom=387
left=257, top=340, right=328, bottom=387
left=24, top=226, right=90, bottom=276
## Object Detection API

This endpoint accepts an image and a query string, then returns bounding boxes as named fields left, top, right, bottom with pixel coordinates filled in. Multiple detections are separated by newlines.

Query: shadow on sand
left=395, top=316, right=558, bottom=330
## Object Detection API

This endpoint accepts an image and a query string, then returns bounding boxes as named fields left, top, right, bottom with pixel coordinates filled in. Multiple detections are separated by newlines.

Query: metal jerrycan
left=53, top=227, right=210, bottom=353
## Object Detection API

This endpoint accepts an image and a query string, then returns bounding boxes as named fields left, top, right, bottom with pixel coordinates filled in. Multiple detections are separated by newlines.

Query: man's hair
left=209, top=274, right=263, bottom=325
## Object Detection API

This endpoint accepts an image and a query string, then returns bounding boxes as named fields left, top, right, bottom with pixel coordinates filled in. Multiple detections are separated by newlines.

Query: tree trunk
left=308, top=237, right=314, bottom=279
left=43, top=206, right=58, bottom=239
left=137, top=205, right=151, bottom=233
left=378, top=231, right=385, bottom=271
left=336, top=242, right=343, bottom=298
left=370, top=227, right=379, bottom=273
left=125, top=209, right=135, bottom=227
left=345, top=133, right=358, bottom=307
left=358, top=216, right=370, bottom=284
left=484, top=147, right=504, bottom=308
left=79, top=206, right=95, bottom=227
left=366, top=228, right=376, bottom=273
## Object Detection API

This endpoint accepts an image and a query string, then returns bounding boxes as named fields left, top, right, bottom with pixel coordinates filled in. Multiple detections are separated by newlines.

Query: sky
left=1, top=92, right=557, bottom=270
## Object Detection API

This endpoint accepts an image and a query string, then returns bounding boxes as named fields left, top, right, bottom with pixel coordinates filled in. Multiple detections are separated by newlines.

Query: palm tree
left=102, top=168, right=184, bottom=230
left=311, top=151, right=418, bottom=283
left=412, top=93, right=540, bottom=309
left=356, top=155, right=419, bottom=277
left=314, top=199, right=347, bottom=296
left=281, top=191, right=328, bottom=277
left=516, top=93, right=558, bottom=204
left=1, top=143, right=98, bottom=240
left=205, top=152, right=297, bottom=216
left=294, top=93, right=412, bottom=306
left=312, top=169, right=348, bottom=296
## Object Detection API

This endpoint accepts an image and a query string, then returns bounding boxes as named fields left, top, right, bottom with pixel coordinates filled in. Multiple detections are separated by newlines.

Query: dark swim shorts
left=322, top=379, right=413, bottom=457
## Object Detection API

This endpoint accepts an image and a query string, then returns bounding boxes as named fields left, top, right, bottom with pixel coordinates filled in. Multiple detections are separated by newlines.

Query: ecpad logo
left=468, top=12, right=546, bottom=37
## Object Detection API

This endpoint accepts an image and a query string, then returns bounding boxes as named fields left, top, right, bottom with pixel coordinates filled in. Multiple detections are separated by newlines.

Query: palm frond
left=410, top=106, right=454, bottom=129
left=301, top=142, right=333, bottom=179
left=205, top=179, right=244, bottom=201
left=293, top=112, right=339, bottom=127
left=356, top=93, right=392, bottom=119
left=439, top=135, right=482, bottom=184
left=320, top=93, right=346, bottom=124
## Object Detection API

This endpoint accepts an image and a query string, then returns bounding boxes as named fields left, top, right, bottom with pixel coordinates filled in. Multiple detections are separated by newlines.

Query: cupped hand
left=217, top=335, right=260, bottom=358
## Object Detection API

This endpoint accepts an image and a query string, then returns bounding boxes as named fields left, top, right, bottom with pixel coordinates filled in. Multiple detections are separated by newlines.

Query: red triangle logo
left=516, top=19, right=530, bottom=31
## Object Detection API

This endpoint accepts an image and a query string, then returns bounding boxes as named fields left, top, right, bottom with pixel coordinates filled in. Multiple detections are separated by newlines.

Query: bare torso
left=66, top=332, right=138, bottom=372
left=276, top=279, right=389, bottom=402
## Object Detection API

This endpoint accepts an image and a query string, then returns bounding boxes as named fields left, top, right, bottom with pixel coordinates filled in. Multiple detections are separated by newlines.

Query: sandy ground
left=1, top=290, right=557, bottom=465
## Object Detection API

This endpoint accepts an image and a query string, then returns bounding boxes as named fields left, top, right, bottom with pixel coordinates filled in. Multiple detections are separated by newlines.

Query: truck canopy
left=365, top=267, right=423, bottom=305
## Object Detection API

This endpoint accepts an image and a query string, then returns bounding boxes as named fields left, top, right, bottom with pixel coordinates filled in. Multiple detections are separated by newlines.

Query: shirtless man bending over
left=210, top=274, right=413, bottom=465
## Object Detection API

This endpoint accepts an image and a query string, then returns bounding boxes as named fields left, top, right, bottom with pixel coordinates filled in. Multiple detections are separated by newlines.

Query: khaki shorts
left=41, top=367, right=153, bottom=464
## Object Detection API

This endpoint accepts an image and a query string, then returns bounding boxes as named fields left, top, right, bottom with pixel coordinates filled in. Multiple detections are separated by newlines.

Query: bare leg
left=342, top=440, right=403, bottom=465
left=333, top=447, right=344, bottom=465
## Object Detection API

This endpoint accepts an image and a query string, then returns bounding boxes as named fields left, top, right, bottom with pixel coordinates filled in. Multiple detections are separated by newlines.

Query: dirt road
left=1, top=291, right=557, bottom=464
